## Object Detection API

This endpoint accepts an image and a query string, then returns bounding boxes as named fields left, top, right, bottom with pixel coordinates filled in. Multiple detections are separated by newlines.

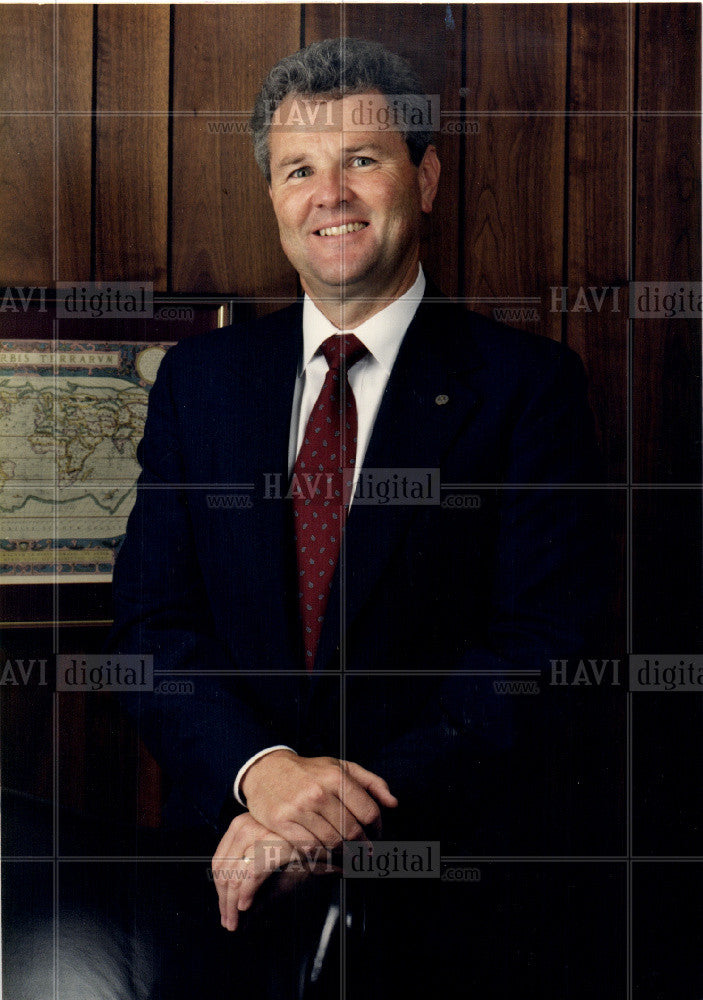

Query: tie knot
left=320, top=333, right=367, bottom=372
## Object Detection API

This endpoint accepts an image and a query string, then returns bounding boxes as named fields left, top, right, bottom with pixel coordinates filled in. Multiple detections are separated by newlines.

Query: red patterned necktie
left=292, top=333, right=368, bottom=670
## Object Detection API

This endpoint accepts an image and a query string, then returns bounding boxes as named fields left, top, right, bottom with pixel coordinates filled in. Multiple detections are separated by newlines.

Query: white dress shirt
left=233, top=264, right=426, bottom=806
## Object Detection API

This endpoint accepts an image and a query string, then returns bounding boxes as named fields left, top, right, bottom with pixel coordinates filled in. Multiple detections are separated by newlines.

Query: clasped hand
left=211, top=752, right=397, bottom=930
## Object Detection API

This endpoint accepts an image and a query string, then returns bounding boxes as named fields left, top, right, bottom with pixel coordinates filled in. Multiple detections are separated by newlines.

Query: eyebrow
left=343, top=143, right=386, bottom=157
left=274, top=155, right=308, bottom=171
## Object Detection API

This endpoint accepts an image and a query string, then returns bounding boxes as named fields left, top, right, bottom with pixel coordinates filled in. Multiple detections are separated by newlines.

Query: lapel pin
left=435, top=394, right=449, bottom=406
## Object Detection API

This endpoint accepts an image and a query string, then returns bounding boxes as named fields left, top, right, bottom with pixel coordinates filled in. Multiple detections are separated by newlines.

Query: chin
left=313, top=263, right=375, bottom=290
left=309, top=252, right=377, bottom=284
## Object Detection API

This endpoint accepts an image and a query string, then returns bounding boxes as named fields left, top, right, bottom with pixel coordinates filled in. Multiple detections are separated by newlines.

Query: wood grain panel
left=633, top=3, right=701, bottom=483
left=171, top=4, right=300, bottom=305
left=57, top=8, right=94, bottom=281
left=58, top=117, right=92, bottom=282
left=0, top=6, right=55, bottom=283
left=58, top=5, right=93, bottom=112
left=304, top=4, right=464, bottom=296
left=0, top=117, right=53, bottom=285
left=566, top=5, right=630, bottom=482
left=94, top=5, right=169, bottom=287
left=0, top=4, right=53, bottom=111
left=637, top=3, right=700, bottom=113
left=95, top=5, right=170, bottom=112
left=462, top=6, right=568, bottom=341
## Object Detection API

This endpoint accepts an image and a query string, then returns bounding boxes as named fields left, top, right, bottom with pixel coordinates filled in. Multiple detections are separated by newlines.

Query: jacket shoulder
left=159, top=301, right=303, bottom=372
left=420, top=292, right=583, bottom=384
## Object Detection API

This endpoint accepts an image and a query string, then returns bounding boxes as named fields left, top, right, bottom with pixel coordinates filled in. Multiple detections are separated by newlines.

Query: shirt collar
left=301, top=263, right=426, bottom=375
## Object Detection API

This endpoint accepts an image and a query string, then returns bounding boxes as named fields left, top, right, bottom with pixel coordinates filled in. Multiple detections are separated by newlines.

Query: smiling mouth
left=315, top=222, right=369, bottom=237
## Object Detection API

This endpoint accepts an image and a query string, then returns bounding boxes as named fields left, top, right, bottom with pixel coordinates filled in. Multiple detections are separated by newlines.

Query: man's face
left=267, top=92, right=440, bottom=304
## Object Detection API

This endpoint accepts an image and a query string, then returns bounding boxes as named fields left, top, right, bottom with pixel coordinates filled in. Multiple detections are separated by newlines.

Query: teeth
left=317, top=222, right=368, bottom=237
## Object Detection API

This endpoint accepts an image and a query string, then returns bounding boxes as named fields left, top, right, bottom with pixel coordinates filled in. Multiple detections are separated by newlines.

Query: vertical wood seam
left=89, top=4, right=99, bottom=283
left=457, top=3, right=467, bottom=301
left=629, top=4, right=641, bottom=288
left=560, top=4, right=573, bottom=348
left=52, top=4, right=58, bottom=285
left=166, top=4, right=176, bottom=294
left=629, top=4, right=640, bottom=492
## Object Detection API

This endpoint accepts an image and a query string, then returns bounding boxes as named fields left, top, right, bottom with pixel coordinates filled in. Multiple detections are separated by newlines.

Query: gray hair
left=250, top=38, right=433, bottom=182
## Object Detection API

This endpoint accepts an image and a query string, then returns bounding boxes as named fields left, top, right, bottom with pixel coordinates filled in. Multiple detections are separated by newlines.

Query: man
left=110, top=37, right=607, bottom=992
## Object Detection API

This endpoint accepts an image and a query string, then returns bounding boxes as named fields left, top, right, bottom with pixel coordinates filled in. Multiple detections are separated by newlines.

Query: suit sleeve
left=366, top=345, right=610, bottom=804
left=107, top=345, right=289, bottom=829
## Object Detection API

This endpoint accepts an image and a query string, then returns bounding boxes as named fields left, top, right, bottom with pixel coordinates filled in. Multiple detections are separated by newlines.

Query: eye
left=289, top=166, right=312, bottom=179
left=351, top=155, right=375, bottom=167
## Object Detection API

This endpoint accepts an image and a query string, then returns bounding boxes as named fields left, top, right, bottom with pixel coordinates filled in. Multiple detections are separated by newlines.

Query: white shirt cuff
left=233, top=745, right=297, bottom=806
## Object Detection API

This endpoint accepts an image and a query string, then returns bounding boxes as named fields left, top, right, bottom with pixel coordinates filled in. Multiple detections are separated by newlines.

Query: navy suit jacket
left=109, top=284, right=607, bottom=846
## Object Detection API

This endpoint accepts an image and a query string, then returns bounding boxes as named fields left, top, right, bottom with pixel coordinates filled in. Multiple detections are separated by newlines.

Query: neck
left=302, top=260, right=420, bottom=330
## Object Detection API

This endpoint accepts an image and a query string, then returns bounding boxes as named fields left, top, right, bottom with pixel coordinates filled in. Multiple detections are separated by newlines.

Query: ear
left=417, top=145, right=441, bottom=213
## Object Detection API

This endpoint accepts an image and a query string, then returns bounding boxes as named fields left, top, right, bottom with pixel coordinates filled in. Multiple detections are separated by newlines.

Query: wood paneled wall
left=1, top=3, right=700, bottom=829
left=0, top=2, right=700, bottom=482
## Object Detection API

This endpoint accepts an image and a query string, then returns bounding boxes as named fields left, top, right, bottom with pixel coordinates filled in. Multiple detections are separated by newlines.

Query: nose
left=313, top=166, right=352, bottom=209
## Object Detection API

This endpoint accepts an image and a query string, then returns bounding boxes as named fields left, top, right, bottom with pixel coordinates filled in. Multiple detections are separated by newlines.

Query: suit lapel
left=220, top=303, right=304, bottom=672
left=314, top=288, right=484, bottom=671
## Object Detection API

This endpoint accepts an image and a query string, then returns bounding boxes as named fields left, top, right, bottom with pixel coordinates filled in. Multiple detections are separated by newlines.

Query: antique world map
left=0, top=341, right=170, bottom=581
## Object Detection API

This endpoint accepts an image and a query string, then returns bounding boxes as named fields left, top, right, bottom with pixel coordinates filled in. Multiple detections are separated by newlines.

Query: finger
left=268, top=815, right=328, bottom=851
left=213, top=821, right=265, bottom=928
left=223, top=848, right=266, bottom=930
left=343, top=761, right=398, bottom=807
left=235, top=832, right=304, bottom=915
left=326, top=775, right=384, bottom=833
left=222, top=861, right=249, bottom=931
left=317, top=799, right=373, bottom=843
left=285, top=807, right=356, bottom=849
left=212, top=834, right=241, bottom=924
left=215, top=857, right=242, bottom=929
left=216, top=852, right=245, bottom=929
left=237, top=841, right=296, bottom=912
